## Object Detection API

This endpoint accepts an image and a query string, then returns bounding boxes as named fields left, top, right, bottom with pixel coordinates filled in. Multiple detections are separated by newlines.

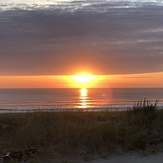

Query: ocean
left=0, top=88, right=163, bottom=112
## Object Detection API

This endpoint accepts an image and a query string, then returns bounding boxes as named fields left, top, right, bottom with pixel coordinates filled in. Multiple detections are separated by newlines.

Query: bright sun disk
left=72, top=74, right=95, bottom=83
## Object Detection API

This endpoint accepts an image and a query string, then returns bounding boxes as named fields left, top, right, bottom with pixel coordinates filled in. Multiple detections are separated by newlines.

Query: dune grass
left=0, top=102, right=163, bottom=157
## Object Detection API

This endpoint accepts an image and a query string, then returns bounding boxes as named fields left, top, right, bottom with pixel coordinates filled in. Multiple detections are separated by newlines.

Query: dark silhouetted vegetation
left=132, top=98, right=158, bottom=114
left=0, top=100, right=163, bottom=158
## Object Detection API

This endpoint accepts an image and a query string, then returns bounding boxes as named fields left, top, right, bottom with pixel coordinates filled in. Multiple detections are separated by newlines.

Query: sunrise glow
left=0, top=72, right=163, bottom=88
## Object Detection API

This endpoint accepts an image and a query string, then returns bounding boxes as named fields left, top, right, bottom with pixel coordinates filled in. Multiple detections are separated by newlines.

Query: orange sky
left=0, top=72, right=163, bottom=88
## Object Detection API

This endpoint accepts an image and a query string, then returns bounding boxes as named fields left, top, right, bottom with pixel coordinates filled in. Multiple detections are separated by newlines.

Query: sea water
left=0, top=88, right=163, bottom=112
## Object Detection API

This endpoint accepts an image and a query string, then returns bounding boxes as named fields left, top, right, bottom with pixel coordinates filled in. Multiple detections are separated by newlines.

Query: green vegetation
left=0, top=100, right=163, bottom=158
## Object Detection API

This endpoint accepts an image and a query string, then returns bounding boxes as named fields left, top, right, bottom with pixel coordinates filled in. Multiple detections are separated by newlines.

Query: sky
left=0, top=0, right=163, bottom=88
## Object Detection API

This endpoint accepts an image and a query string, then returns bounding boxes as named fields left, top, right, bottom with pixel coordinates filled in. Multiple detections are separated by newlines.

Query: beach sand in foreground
left=1, top=153, right=163, bottom=163
left=39, top=152, right=163, bottom=163
left=86, top=153, right=163, bottom=163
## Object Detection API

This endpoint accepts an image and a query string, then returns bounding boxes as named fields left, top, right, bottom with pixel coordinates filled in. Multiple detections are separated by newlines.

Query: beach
left=0, top=106, right=163, bottom=162
left=51, top=152, right=163, bottom=163
left=90, top=153, right=163, bottom=163
left=2, top=152, right=163, bottom=163
left=74, top=153, right=163, bottom=163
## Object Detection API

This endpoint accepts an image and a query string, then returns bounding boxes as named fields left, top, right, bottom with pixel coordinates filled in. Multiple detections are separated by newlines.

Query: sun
left=71, top=74, right=96, bottom=88
left=73, top=75, right=95, bottom=83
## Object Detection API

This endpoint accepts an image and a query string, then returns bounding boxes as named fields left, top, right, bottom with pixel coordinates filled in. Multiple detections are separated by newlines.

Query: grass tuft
left=132, top=98, right=158, bottom=114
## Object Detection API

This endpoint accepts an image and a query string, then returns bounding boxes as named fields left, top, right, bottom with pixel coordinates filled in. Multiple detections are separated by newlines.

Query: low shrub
left=132, top=98, right=158, bottom=115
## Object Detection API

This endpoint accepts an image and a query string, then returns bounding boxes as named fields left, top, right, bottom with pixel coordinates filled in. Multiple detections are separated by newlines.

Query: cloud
left=0, top=1, right=163, bottom=75
left=1, top=0, right=163, bottom=11
left=123, top=76, right=152, bottom=79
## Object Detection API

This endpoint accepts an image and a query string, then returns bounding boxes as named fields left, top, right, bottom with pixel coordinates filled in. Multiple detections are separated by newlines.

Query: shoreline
left=0, top=105, right=163, bottom=113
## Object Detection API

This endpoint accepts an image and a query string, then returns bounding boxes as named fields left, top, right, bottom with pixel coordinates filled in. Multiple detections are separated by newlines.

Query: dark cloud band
left=0, top=1, right=163, bottom=75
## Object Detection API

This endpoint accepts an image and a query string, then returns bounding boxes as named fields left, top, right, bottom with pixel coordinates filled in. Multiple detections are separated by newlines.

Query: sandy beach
left=1, top=152, right=163, bottom=163
left=45, top=153, right=163, bottom=163
left=39, top=152, right=163, bottom=163
left=85, top=153, right=163, bottom=163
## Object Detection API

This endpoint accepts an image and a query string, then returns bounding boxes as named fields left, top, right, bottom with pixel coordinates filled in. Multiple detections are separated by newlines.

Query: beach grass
left=0, top=103, right=163, bottom=157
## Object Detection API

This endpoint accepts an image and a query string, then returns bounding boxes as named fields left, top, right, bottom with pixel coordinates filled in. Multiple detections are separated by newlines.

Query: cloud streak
left=1, top=0, right=163, bottom=11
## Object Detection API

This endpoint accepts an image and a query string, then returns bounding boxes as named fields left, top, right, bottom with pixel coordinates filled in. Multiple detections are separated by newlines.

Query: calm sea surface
left=0, top=88, right=163, bottom=112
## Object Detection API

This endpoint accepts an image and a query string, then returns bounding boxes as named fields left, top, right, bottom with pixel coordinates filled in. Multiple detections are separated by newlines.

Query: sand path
left=1, top=152, right=163, bottom=163
left=83, top=153, right=163, bottom=163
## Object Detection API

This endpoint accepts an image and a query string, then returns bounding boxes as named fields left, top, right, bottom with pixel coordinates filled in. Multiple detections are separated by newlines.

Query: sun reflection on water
left=79, top=88, right=89, bottom=109
left=78, top=88, right=112, bottom=110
